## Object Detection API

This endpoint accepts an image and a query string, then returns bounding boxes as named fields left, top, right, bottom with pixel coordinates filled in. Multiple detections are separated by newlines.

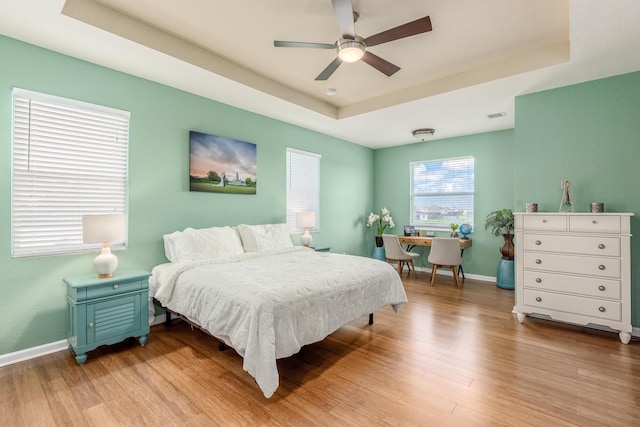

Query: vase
left=375, top=236, right=384, bottom=247
left=500, top=234, right=514, bottom=260
left=450, top=231, right=458, bottom=238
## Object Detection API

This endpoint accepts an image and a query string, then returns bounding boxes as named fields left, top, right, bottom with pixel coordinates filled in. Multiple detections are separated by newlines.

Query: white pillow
left=237, top=223, right=293, bottom=252
left=164, top=226, right=244, bottom=262
left=162, top=230, right=183, bottom=263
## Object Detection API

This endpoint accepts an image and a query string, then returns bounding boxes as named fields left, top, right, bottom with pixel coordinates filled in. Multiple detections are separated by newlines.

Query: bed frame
left=153, top=297, right=374, bottom=353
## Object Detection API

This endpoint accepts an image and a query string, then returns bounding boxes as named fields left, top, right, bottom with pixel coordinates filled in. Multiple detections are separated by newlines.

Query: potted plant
left=366, top=207, right=395, bottom=247
left=450, top=223, right=459, bottom=238
left=484, top=209, right=514, bottom=260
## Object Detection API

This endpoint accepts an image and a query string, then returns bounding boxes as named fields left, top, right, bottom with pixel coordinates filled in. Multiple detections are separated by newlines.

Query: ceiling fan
left=273, top=0, right=432, bottom=81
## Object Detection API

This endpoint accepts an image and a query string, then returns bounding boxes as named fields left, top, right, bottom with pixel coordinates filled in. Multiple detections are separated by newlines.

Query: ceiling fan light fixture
left=336, top=37, right=366, bottom=63
left=412, top=128, right=435, bottom=140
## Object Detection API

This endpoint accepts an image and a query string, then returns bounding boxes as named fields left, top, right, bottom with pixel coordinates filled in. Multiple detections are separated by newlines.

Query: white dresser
left=514, top=212, right=633, bottom=343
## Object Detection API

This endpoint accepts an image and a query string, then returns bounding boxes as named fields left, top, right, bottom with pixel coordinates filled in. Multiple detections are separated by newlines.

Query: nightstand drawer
left=85, top=279, right=145, bottom=300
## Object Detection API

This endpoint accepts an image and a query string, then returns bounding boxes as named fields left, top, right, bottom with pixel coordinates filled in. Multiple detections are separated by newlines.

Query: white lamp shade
left=296, top=211, right=316, bottom=229
left=82, top=213, right=126, bottom=278
left=82, top=214, right=126, bottom=244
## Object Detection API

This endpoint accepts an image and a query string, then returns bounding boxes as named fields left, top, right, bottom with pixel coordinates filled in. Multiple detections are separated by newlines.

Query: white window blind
left=410, top=156, right=474, bottom=230
left=286, top=148, right=320, bottom=231
left=11, top=88, right=130, bottom=258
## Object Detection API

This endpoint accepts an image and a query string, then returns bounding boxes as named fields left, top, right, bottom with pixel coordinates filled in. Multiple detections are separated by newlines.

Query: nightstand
left=65, top=269, right=150, bottom=364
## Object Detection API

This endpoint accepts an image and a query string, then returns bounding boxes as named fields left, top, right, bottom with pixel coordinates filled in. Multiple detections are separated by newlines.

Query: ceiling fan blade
left=331, top=0, right=356, bottom=38
left=364, top=16, right=432, bottom=47
left=274, top=41, right=335, bottom=49
left=361, top=51, right=400, bottom=77
left=315, top=57, right=343, bottom=81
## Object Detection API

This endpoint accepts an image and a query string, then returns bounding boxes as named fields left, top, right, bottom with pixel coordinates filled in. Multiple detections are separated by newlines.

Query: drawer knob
left=542, top=219, right=547, bottom=223
left=598, top=285, right=606, bottom=291
left=535, top=240, right=542, bottom=245
left=535, top=259, right=542, bottom=264
left=113, top=284, right=119, bottom=289
left=598, top=307, right=606, bottom=312
left=535, top=297, right=542, bottom=302
left=598, top=265, right=606, bottom=271
left=598, top=244, right=605, bottom=249
left=88, top=322, right=94, bottom=328
left=592, top=220, right=597, bottom=224
left=535, top=278, right=542, bottom=283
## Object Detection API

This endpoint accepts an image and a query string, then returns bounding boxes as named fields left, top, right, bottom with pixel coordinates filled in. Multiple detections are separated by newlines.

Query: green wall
left=0, top=35, right=374, bottom=355
left=514, top=71, right=640, bottom=326
left=373, top=130, right=515, bottom=277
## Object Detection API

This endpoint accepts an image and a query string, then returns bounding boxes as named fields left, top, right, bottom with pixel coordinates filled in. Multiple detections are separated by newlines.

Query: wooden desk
left=397, top=236, right=472, bottom=278
left=398, top=236, right=472, bottom=250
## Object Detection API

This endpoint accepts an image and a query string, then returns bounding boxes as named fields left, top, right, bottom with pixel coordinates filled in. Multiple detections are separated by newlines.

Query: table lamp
left=82, top=213, right=126, bottom=278
left=296, top=211, right=316, bottom=247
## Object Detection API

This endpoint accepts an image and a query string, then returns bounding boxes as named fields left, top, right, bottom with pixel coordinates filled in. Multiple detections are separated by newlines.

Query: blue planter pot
left=496, top=259, right=514, bottom=289
left=372, top=247, right=386, bottom=261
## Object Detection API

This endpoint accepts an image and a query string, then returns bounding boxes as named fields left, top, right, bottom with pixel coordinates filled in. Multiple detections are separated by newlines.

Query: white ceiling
left=2, top=0, right=640, bottom=149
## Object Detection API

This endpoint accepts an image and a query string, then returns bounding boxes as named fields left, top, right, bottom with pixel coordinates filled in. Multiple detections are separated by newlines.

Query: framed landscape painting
left=189, top=131, right=257, bottom=194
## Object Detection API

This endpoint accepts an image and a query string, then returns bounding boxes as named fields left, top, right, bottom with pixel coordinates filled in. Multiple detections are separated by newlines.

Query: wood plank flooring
left=2, top=272, right=640, bottom=426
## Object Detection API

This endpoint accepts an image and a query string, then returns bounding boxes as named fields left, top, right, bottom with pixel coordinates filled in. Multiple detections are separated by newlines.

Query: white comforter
left=149, top=246, right=408, bottom=398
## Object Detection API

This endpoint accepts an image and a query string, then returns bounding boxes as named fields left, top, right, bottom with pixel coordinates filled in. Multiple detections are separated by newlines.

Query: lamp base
left=301, top=229, right=312, bottom=247
left=94, top=244, right=118, bottom=278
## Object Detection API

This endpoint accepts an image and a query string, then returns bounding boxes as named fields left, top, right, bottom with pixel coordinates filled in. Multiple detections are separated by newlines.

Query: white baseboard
left=413, top=265, right=496, bottom=284
left=0, top=339, right=68, bottom=368
left=0, top=315, right=169, bottom=368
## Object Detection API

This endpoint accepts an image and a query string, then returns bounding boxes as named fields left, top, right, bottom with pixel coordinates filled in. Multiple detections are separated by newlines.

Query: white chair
left=427, top=237, right=463, bottom=287
left=382, top=234, right=420, bottom=275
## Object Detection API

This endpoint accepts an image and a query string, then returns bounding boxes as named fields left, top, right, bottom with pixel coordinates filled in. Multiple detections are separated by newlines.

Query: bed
left=149, top=223, right=408, bottom=398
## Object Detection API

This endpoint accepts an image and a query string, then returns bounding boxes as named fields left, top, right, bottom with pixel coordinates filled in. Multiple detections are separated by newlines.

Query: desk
left=397, top=236, right=472, bottom=278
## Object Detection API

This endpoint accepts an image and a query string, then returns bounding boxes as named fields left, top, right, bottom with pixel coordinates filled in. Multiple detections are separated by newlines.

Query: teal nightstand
left=65, top=269, right=150, bottom=364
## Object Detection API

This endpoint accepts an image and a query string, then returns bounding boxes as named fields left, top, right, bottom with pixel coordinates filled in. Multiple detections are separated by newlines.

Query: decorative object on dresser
left=514, top=212, right=633, bottom=343
left=82, top=213, right=127, bottom=278
left=65, top=269, right=150, bottom=364
left=525, top=203, right=538, bottom=213
left=590, top=202, right=604, bottom=213
left=559, top=179, right=574, bottom=212
left=296, top=211, right=316, bottom=247
left=484, top=208, right=515, bottom=289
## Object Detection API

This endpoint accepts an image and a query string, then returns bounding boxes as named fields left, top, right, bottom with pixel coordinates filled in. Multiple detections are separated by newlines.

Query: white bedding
left=149, top=246, right=408, bottom=398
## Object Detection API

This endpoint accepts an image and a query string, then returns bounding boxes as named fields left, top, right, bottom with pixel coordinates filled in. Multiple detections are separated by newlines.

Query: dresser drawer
left=523, top=271, right=621, bottom=300
left=523, top=289, right=621, bottom=321
left=523, top=252, right=621, bottom=278
left=84, top=279, right=146, bottom=300
left=569, top=215, right=621, bottom=234
left=523, top=234, right=620, bottom=257
left=522, top=215, right=567, bottom=232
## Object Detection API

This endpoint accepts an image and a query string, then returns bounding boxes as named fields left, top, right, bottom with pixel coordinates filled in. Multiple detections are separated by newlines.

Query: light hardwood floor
left=2, top=272, right=640, bottom=426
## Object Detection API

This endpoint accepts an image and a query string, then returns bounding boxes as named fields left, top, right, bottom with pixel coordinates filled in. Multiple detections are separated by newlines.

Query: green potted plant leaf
left=484, top=209, right=514, bottom=260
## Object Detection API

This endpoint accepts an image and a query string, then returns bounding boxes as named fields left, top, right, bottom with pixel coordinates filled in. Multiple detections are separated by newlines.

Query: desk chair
left=428, top=237, right=463, bottom=287
left=382, top=234, right=420, bottom=275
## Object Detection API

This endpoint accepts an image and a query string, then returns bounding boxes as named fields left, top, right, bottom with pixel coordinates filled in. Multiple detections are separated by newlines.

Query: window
left=11, top=88, right=129, bottom=258
left=410, top=156, right=474, bottom=230
left=286, top=148, right=320, bottom=231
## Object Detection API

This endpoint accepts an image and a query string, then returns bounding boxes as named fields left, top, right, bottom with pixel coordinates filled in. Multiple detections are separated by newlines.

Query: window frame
left=285, top=147, right=321, bottom=232
left=11, top=88, right=130, bottom=258
left=410, top=156, right=475, bottom=231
